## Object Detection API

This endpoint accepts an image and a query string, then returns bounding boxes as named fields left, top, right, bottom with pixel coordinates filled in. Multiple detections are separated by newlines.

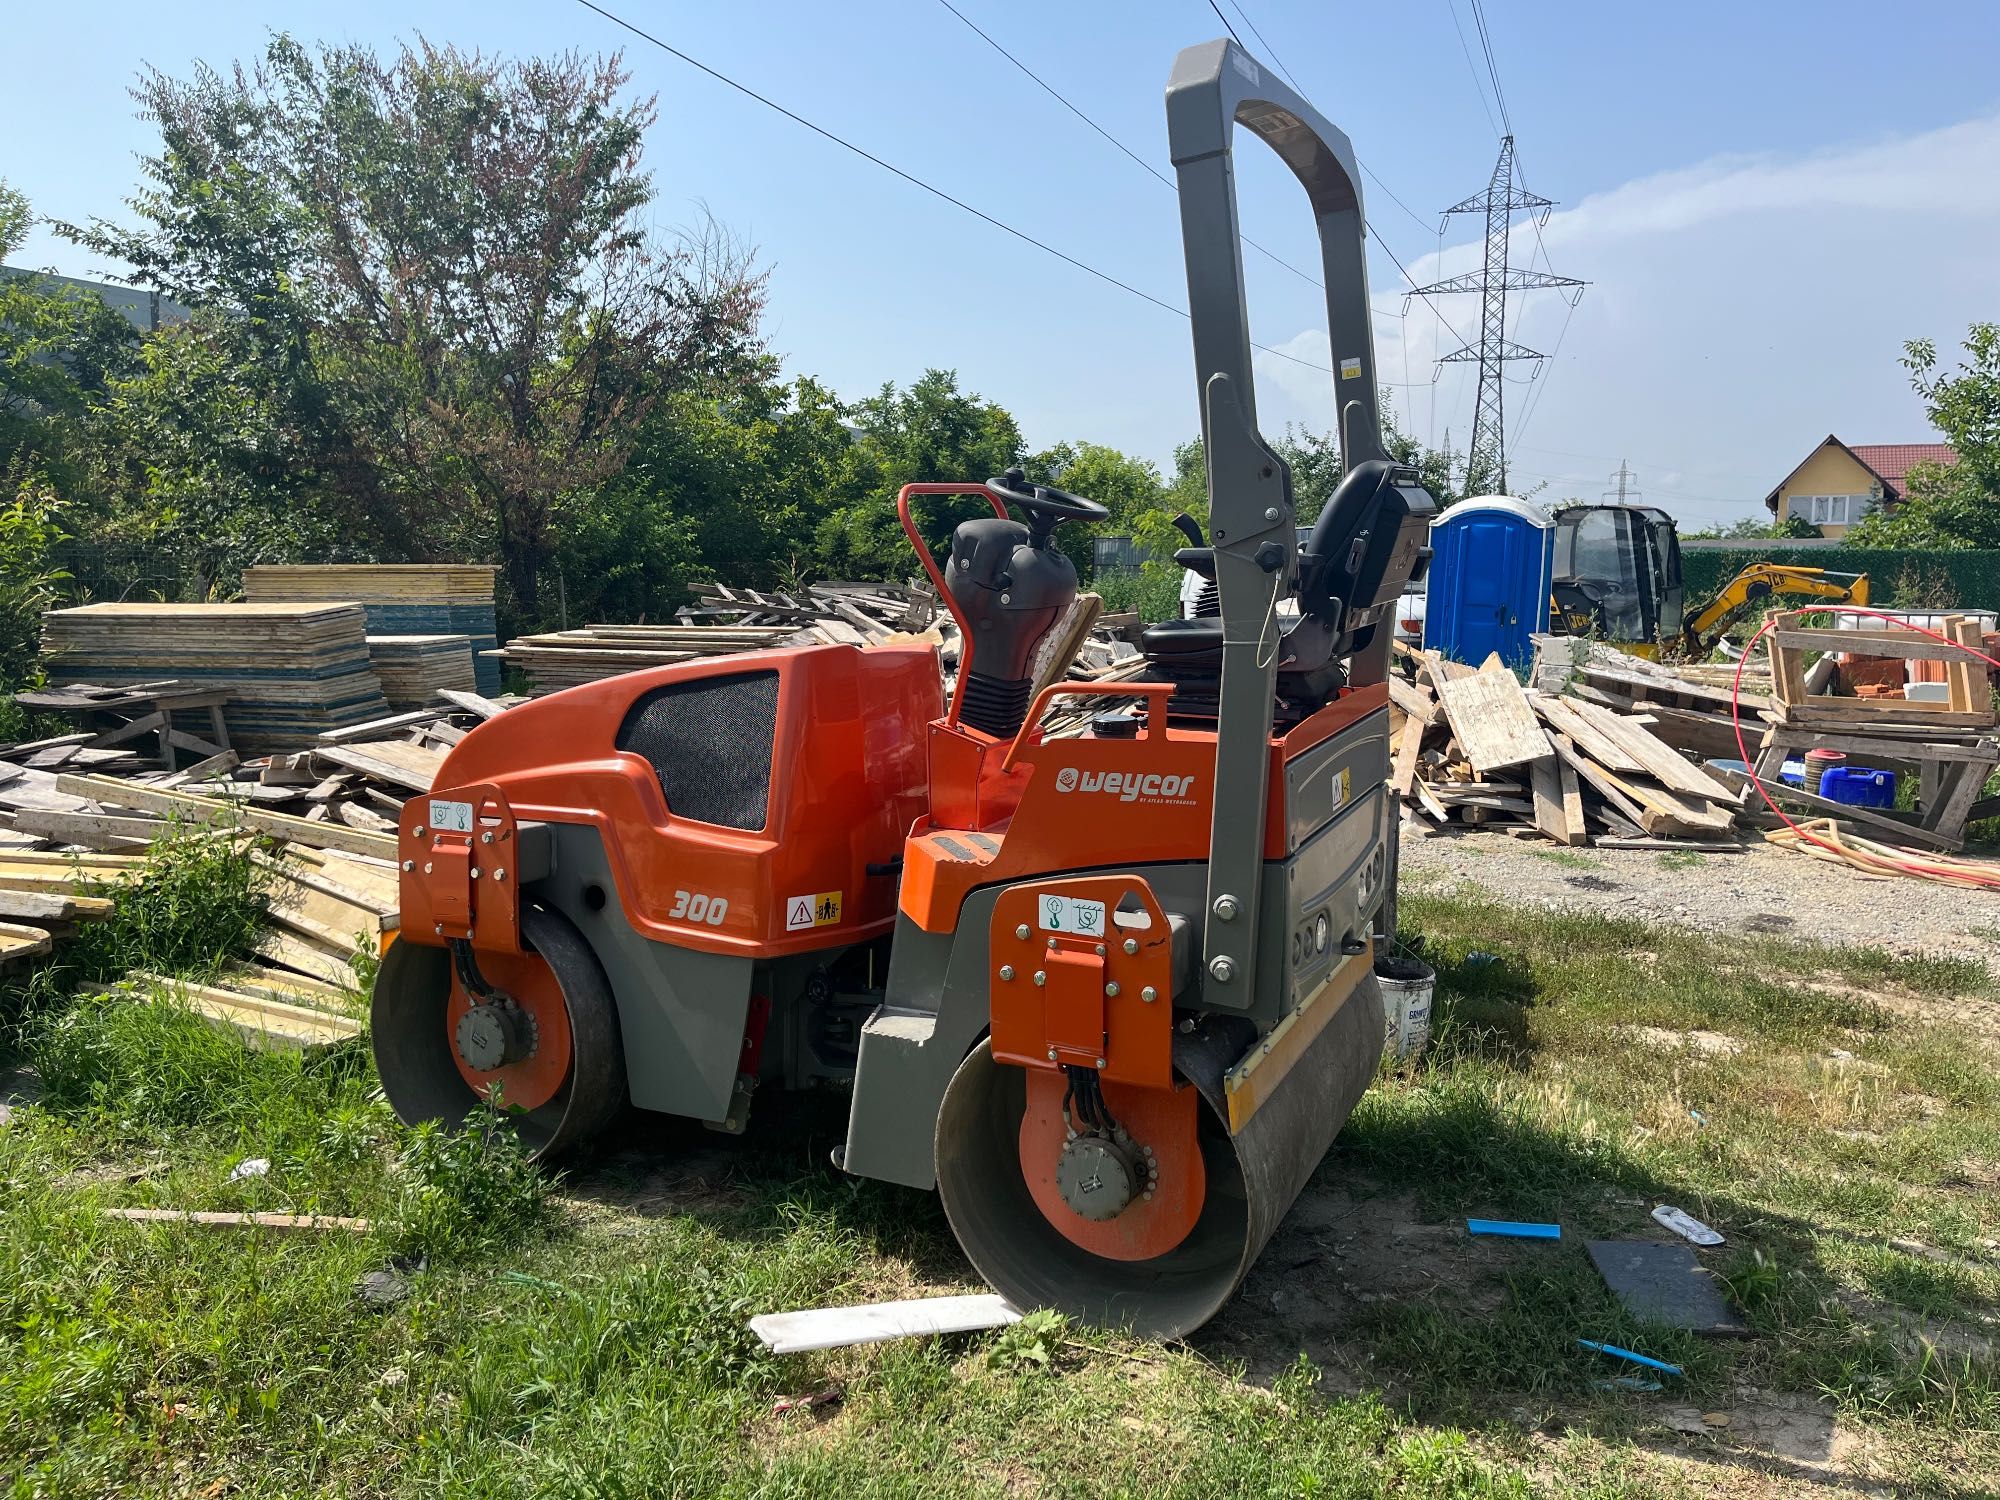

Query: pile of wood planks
left=679, top=580, right=939, bottom=633
left=367, top=634, right=477, bottom=707
left=490, top=624, right=807, bottom=692
left=243, top=563, right=502, bottom=695
left=41, top=603, right=392, bottom=751
left=1393, top=649, right=1744, bottom=846
left=1530, top=635, right=1780, bottom=763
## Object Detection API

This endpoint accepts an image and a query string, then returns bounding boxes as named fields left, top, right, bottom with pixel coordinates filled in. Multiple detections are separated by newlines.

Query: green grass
left=1, top=863, right=1997, bottom=1495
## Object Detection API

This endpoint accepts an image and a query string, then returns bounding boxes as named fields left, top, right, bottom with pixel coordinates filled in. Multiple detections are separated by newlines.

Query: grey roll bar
left=1164, top=38, right=1383, bottom=1006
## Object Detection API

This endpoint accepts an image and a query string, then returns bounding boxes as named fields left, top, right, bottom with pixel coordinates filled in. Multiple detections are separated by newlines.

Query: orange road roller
left=372, top=36, right=1435, bottom=1336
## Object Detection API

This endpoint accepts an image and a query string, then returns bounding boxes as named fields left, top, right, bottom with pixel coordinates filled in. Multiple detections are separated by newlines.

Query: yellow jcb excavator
left=1549, top=504, right=1869, bottom=659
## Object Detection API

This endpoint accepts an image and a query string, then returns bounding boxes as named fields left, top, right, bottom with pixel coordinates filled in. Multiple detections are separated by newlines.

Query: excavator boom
left=1682, top=564, right=1870, bottom=655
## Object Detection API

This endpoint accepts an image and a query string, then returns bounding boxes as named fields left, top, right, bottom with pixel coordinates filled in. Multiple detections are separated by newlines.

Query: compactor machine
left=373, top=39, right=1435, bottom=1336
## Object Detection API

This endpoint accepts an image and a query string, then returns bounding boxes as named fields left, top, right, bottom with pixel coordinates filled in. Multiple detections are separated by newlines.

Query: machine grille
left=614, top=669, right=780, bottom=831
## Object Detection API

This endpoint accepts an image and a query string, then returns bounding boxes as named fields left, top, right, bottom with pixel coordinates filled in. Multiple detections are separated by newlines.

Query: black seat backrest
left=1296, top=460, right=1435, bottom=641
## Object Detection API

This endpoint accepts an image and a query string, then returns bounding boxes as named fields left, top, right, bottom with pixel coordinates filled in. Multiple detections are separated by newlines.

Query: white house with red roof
left=1762, top=434, right=1960, bottom=538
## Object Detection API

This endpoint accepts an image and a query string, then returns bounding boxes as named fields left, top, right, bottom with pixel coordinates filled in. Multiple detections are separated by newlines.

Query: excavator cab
left=1550, top=503, right=1684, bottom=656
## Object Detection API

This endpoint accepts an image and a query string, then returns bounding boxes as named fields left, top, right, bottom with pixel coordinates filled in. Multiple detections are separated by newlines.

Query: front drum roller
left=371, top=901, right=626, bottom=1159
left=934, top=972, right=1383, bottom=1339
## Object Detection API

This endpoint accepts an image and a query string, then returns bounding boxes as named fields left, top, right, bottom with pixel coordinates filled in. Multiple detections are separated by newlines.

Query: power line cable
left=572, top=0, right=1341, bottom=372
left=935, top=0, right=1321, bottom=288
left=1442, top=0, right=1501, bottom=137
left=1467, top=0, right=1514, bottom=136
left=1192, top=0, right=1478, bottom=352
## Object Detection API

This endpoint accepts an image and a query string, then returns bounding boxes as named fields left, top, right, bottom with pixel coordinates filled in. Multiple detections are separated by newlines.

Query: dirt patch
left=1195, top=1175, right=1512, bottom=1388
left=1401, top=822, right=2000, bottom=967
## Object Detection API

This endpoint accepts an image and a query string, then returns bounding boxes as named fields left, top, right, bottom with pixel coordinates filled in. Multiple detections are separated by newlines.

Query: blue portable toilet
left=1422, top=496, right=1553, bottom=668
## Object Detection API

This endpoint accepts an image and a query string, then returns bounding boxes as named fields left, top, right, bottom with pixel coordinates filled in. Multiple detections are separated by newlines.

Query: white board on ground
left=749, top=1293, right=1020, bottom=1354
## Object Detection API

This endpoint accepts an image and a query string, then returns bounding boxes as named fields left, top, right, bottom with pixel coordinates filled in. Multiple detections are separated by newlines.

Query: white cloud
left=1253, top=113, right=2000, bottom=524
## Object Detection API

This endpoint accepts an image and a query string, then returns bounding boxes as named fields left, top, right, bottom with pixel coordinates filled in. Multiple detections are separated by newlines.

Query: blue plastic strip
left=1466, top=1218, right=1561, bottom=1239
left=1578, top=1339, right=1685, bottom=1377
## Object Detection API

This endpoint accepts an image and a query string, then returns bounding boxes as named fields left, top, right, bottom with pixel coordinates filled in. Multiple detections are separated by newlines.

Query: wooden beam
left=55, top=774, right=397, bottom=859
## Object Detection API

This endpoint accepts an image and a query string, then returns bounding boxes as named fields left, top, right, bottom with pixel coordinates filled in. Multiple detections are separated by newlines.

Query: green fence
left=1680, top=547, right=2000, bottom=613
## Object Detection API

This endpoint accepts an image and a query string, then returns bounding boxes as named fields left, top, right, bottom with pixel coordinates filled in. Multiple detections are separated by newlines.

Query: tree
left=1845, top=323, right=2000, bottom=549
left=1024, top=440, right=1166, bottom=574
left=65, top=38, right=768, bottom=622
left=1686, top=514, right=1818, bottom=541
left=812, top=370, right=1024, bottom=578
left=0, top=181, right=138, bottom=498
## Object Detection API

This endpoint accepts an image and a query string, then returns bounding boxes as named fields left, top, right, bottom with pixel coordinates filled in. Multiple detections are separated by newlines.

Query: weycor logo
left=1052, top=766, right=1198, bottom=803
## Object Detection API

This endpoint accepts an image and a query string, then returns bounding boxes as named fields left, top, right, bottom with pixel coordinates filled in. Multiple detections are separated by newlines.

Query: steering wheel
left=987, top=466, right=1111, bottom=525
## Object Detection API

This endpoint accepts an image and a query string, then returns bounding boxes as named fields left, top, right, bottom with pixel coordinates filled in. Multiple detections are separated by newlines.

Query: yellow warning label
left=1333, top=765, right=1352, bottom=807
left=785, top=891, right=842, bottom=932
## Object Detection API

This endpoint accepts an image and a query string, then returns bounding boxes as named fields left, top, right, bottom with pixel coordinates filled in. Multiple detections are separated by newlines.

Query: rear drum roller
left=934, top=973, right=1383, bottom=1338
left=372, top=901, right=626, bottom=1159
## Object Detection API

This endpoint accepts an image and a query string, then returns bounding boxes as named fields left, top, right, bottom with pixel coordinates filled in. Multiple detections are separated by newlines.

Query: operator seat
left=1141, top=459, right=1435, bottom=721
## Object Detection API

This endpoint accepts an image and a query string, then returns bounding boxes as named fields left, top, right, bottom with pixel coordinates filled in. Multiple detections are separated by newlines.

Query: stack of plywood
left=1391, top=650, right=1745, bottom=847
left=243, top=564, right=502, bottom=695
left=40, top=603, right=391, bottom=752
left=367, top=634, right=477, bottom=708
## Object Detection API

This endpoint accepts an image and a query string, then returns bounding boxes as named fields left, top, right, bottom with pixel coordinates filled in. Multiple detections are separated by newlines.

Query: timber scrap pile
left=1390, top=643, right=1746, bottom=848
left=489, top=578, right=1143, bottom=701
left=0, top=688, right=522, bottom=1042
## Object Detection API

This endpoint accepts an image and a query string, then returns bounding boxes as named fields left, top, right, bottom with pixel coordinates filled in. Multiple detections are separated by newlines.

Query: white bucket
left=1375, top=958, right=1435, bottom=1064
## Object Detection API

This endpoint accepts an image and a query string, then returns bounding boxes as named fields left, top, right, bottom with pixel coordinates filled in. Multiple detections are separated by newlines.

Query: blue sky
left=6, top=1, right=1997, bottom=525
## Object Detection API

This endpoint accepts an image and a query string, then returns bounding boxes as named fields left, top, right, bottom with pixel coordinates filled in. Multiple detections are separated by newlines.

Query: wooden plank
left=1550, top=732, right=1726, bottom=836
left=1757, top=727, right=1999, bottom=763
left=103, top=1208, right=371, bottom=1232
left=1433, top=664, right=1550, bottom=774
left=1562, top=699, right=1739, bottom=804
left=1556, top=755, right=1586, bottom=844
left=1391, top=705, right=1429, bottom=796
left=317, top=708, right=445, bottom=745
left=1530, top=693, right=1645, bottom=775
left=133, top=971, right=363, bottom=1046
left=1931, top=757, right=1987, bottom=843
left=1772, top=612, right=1809, bottom=706
left=1778, top=702, right=1995, bottom=730
left=55, top=774, right=397, bottom=859
left=313, top=741, right=443, bottom=794
left=1763, top=782, right=1959, bottom=851
left=0, top=922, right=53, bottom=962
left=1950, top=615, right=1986, bottom=714
left=0, top=889, right=112, bottom=923
left=8, top=809, right=165, bottom=852
left=1528, top=755, right=1579, bottom=845
left=436, top=689, right=509, bottom=720
left=1592, top=836, right=1742, bottom=852
left=1387, top=674, right=1437, bottom=725
left=749, top=1294, right=1020, bottom=1354
left=157, top=748, right=241, bottom=788
left=1623, top=703, right=1754, bottom=762
left=1774, top=628, right=1978, bottom=663
left=254, top=927, right=359, bottom=987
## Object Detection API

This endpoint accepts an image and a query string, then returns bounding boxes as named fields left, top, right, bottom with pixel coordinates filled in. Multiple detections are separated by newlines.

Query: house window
left=1793, top=493, right=1874, bottom=527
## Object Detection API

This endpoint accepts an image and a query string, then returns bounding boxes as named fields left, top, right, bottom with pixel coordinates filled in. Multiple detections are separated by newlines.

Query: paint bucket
left=1374, top=957, right=1435, bottom=1065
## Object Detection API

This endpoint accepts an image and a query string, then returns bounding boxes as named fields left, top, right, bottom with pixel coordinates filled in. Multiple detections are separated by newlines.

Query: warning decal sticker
left=1038, top=893, right=1106, bottom=936
left=785, top=891, right=843, bottom=931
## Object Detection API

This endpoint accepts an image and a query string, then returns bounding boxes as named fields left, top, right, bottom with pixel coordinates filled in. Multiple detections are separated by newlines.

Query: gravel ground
left=1397, top=820, right=2000, bottom=966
